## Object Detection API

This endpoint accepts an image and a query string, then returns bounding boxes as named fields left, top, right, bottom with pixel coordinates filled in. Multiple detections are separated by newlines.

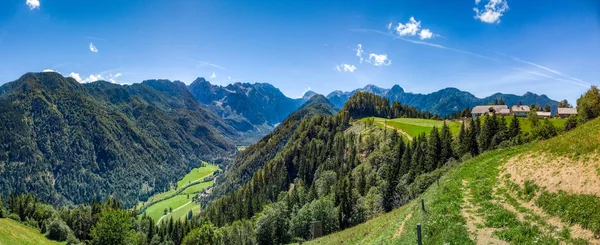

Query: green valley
left=137, top=163, right=220, bottom=223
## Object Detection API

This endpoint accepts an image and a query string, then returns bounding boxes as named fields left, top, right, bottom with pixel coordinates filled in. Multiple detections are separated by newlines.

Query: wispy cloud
left=26, top=0, right=39, bottom=10
left=86, top=36, right=109, bottom=42
left=335, top=64, right=357, bottom=73
left=511, top=67, right=589, bottom=88
left=355, top=44, right=364, bottom=63
left=350, top=28, right=497, bottom=61
left=498, top=53, right=592, bottom=87
left=183, top=58, right=226, bottom=70
left=42, top=69, right=55, bottom=72
left=89, top=43, right=98, bottom=53
left=210, top=72, right=216, bottom=79
left=474, top=0, right=509, bottom=24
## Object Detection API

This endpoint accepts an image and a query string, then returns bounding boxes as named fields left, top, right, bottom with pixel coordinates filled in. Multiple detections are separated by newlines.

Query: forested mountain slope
left=327, top=84, right=558, bottom=116
left=0, top=72, right=236, bottom=207
left=210, top=95, right=338, bottom=199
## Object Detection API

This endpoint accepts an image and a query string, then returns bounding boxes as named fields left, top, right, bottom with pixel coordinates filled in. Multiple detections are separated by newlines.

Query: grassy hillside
left=0, top=219, right=61, bottom=245
left=309, top=117, right=600, bottom=244
left=359, top=117, right=461, bottom=140
left=361, top=117, right=566, bottom=141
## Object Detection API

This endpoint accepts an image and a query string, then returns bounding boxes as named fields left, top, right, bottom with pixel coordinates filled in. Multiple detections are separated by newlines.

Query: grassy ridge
left=0, top=219, right=61, bottom=245
left=310, top=117, right=600, bottom=244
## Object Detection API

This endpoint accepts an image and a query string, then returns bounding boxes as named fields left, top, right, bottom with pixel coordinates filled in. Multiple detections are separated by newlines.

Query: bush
left=66, top=233, right=81, bottom=245
left=46, top=217, right=72, bottom=241
left=577, top=86, right=600, bottom=122
left=8, top=213, right=20, bottom=221
left=182, top=222, right=223, bottom=245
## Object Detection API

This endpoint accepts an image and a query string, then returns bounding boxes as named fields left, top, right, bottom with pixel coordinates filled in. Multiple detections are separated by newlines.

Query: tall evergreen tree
left=439, top=122, right=453, bottom=166
left=425, top=127, right=441, bottom=172
left=508, top=115, right=521, bottom=138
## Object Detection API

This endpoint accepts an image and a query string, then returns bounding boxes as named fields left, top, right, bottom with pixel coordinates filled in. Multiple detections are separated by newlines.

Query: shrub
left=182, top=222, right=223, bottom=245
left=46, top=217, right=72, bottom=241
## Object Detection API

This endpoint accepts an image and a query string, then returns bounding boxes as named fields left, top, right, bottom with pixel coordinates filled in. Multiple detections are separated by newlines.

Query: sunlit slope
left=0, top=219, right=61, bottom=245
left=309, top=117, right=600, bottom=244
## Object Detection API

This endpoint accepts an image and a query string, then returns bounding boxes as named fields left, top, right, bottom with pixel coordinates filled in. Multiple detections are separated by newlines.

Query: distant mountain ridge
left=326, top=84, right=559, bottom=116
left=187, top=78, right=314, bottom=144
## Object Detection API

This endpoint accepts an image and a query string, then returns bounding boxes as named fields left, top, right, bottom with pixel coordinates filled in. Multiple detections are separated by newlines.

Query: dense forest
left=0, top=72, right=237, bottom=207
left=210, top=95, right=338, bottom=199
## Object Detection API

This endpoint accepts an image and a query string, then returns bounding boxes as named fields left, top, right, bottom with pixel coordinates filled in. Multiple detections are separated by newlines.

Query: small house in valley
left=511, top=105, right=530, bottom=117
left=536, top=111, right=551, bottom=118
left=497, top=108, right=511, bottom=116
left=471, top=105, right=509, bottom=117
left=557, top=108, right=577, bottom=118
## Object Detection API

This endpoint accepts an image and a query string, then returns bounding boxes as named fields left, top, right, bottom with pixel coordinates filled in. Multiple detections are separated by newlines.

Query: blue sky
left=0, top=0, right=598, bottom=103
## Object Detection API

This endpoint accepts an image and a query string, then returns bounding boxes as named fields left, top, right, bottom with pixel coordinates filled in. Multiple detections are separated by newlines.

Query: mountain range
left=0, top=72, right=561, bottom=207
left=325, top=84, right=560, bottom=116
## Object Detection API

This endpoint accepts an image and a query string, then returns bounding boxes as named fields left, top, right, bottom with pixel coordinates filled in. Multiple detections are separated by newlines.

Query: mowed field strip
left=138, top=162, right=220, bottom=224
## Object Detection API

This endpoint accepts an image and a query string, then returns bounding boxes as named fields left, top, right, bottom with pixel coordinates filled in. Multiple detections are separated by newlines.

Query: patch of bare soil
left=498, top=179, right=600, bottom=244
left=392, top=211, right=413, bottom=238
left=504, top=153, right=600, bottom=196
left=461, top=180, right=509, bottom=245
left=382, top=123, right=414, bottom=141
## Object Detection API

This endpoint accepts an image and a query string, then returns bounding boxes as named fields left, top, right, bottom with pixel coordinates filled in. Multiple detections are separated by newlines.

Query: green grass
left=0, top=218, right=62, bottom=245
left=159, top=200, right=201, bottom=223
left=177, top=162, right=218, bottom=189
left=143, top=194, right=191, bottom=222
left=180, top=180, right=214, bottom=195
left=359, top=117, right=462, bottom=139
left=532, top=117, right=600, bottom=156
left=137, top=163, right=220, bottom=223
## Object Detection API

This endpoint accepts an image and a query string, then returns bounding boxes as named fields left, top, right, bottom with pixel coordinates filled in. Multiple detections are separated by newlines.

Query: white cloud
left=89, top=43, right=98, bottom=53
left=82, top=74, right=103, bottom=83
left=355, top=44, right=364, bottom=63
left=395, top=17, right=421, bottom=36
left=368, top=53, right=392, bottom=66
left=386, top=22, right=392, bottom=30
left=419, top=29, right=433, bottom=40
left=393, top=16, right=436, bottom=40
left=474, top=0, right=509, bottom=24
left=26, top=0, right=40, bottom=10
left=228, top=76, right=231, bottom=80
left=335, top=64, right=357, bottom=73
left=68, top=72, right=82, bottom=82
left=42, top=69, right=55, bottom=72
left=115, top=73, right=122, bottom=78
left=210, top=72, right=216, bottom=79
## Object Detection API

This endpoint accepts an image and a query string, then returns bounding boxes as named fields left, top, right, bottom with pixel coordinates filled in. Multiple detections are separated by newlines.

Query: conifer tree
left=439, top=122, right=453, bottom=166
left=425, top=127, right=441, bottom=172
left=508, top=115, right=521, bottom=138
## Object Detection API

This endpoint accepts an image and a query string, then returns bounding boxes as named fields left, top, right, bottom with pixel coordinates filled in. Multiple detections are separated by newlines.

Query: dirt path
left=381, top=123, right=414, bottom=141
left=461, top=180, right=509, bottom=245
left=497, top=179, right=600, bottom=244
left=393, top=211, right=414, bottom=238
left=156, top=200, right=192, bottom=225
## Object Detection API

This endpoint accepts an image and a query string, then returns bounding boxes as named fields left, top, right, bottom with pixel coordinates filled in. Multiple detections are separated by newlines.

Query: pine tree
left=508, top=115, right=521, bottom=138
left=467, top=119, right=479, bottom=156
left=425, top=127, right=441, bottom=172
left=439, top=122, right=453, bottom=166
left=457, top=121, right=467, bottom=157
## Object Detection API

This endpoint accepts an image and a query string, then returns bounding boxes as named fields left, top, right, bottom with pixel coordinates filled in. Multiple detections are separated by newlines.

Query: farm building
left=471, top=105, right=509, bottom=117
left=557, top=108, right=577, bottom=118
left=536, top=111, right=552, bottom=118
left=497, top=108, right=511, bottom=116
left=511, top=105, right=530, bottom=117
